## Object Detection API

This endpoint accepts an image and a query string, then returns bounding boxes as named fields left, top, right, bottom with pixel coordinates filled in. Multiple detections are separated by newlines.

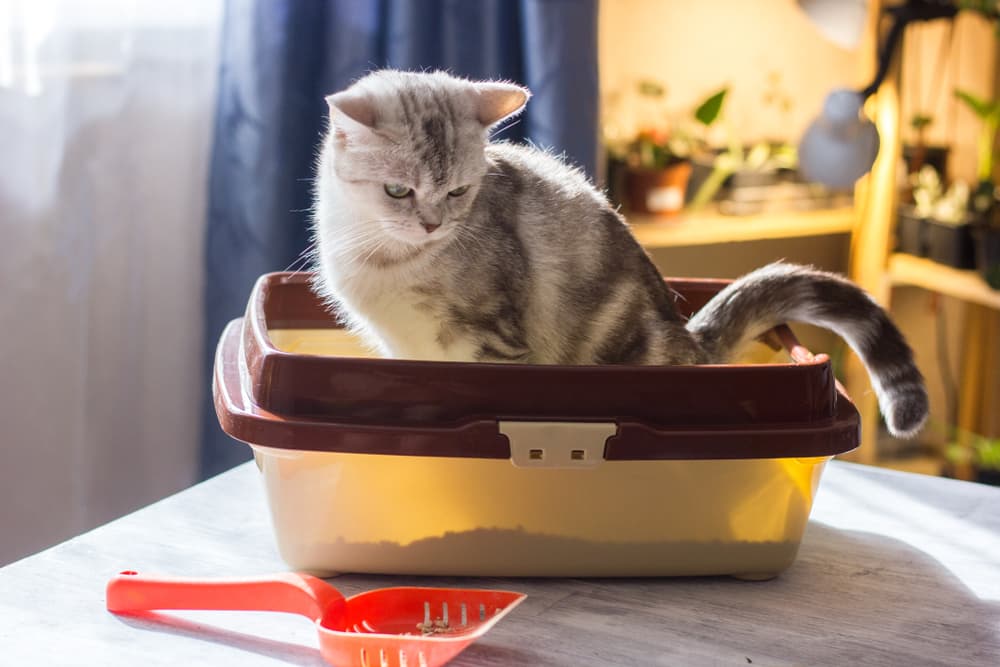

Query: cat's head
left=322, top=70, right=528, bottom=248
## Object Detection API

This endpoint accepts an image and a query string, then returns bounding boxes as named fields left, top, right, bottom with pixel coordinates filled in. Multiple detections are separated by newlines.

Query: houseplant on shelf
left=954, top=88, right=1000, bottom=287
left=687, top=140, right=798, bottom=211
left=900, top=165, right=976, bottom=268
left=896, top=174, right=927, bottom=257
left=902, top=113, right=950, bottom=179
left=604, top=82, right=728, bottom=216
left=955, top=88, right=998, bottom=215
left=946, top=433, right=1000, bottom=486
left=974, top=207, right=1000, bottom=288
left=685, top=76, right=798, bottom=212
left=900, top=17, right=953, bottom=180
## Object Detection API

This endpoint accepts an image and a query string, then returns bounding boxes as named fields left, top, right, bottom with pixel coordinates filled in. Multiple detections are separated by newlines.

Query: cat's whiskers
left=331, top=239, right=380, bottom=263
left=447, top=230, right=472, bottom=257
left=329, top=223, right=391, bottom=260
left=449, top=232, right=478, bottom=259
left=285, top=256, right=314, bottom=277
left=355, top=223, right=419, bottom=267
left=283, top=241, right=319, bottom=276
left=359, top=238, right=389, bottom=265
left=453, top=225, right=491, bottom=256
left=332, top=238, right=390, bottom=284
left=335, top=228, right=384, bottom=251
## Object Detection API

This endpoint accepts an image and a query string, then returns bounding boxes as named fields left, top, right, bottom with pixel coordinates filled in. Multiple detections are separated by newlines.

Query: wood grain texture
left=954, top=303, right=1000, bottom=481
left=888, top=254, right=1000, bottom=311
left=844, top=30, right=902, bottom=467
left=628, top=208, right=854, bottom=249
left=1, top=461, right=998, bottom=666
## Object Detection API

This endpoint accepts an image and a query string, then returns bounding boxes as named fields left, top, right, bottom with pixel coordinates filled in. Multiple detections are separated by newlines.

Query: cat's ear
left=326, top=90, right=377, bottom=141
left=473, top=82, right=530, bottom=128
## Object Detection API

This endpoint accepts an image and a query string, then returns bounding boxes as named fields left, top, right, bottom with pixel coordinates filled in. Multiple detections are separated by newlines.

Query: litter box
left=213, top=272, right=859, bottom=579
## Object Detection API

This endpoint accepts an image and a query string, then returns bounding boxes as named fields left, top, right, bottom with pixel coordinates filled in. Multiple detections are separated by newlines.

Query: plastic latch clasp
left=500, top=421, right=618, bottom=469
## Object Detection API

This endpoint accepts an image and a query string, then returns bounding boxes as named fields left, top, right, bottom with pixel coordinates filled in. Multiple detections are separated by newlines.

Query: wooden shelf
left=627, top=207, right=855, bottom=249
left=887, top=253, right=1000, bottom=311
left=872, top=454, right=944, bottom=477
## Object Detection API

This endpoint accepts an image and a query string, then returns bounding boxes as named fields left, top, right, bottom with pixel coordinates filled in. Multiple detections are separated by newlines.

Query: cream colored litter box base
left=253, top=446, right=826, bottom=578
left=258, top=328, right=826, bottom=577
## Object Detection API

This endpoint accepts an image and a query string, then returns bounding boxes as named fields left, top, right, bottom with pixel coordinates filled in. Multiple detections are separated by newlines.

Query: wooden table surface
left=2, top=460, right=998, bottom=666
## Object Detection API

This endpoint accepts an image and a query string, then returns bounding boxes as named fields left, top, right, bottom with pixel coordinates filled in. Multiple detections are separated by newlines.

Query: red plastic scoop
left=106, top=571, right=525, bottom=667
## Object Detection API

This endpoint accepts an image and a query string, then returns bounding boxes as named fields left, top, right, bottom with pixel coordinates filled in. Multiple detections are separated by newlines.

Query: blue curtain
left=201, top=0, right=599, bottom=478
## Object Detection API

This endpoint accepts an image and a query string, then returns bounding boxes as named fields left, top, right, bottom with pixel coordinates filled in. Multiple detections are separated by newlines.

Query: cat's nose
left=420, top=222, right=441, bottom=234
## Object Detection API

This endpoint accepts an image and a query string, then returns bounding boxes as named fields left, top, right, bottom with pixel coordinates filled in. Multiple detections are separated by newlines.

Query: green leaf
left=954, top=88, right=998, bottom=119
left=944, top=443, right=972, bottom=464
left=910, top=113, right=934, bottom=130
left=745, top=142, right=771, bottom=171
left=957, top=0, right=1000, bottom=20
left=694, top=87, right=729, bottom=127
left=975, top=438, right=1000, bottom=470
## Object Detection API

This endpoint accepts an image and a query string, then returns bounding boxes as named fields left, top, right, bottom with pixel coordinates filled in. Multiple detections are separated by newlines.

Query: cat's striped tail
left=685, top=262, right=928, bottom=438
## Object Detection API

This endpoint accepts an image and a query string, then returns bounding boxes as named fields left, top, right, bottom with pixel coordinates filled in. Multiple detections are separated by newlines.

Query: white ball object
left=799, top=89, right=880, bottom=190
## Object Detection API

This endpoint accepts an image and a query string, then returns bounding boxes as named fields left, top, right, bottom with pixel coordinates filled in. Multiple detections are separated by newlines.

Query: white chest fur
left=327, top=269, right=478, bottom=362
left=357, top=289, right=445, bottom=360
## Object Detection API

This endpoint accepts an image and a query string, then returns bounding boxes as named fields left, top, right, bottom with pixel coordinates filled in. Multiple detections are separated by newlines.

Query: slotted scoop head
left=106, top=571, right=525, bottom=667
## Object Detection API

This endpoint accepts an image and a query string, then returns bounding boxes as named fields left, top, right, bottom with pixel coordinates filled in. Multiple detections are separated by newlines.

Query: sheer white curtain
left=0, top=0, right=223, bottom=564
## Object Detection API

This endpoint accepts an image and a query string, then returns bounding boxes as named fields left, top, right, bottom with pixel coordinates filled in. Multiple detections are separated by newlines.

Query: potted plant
left=687, top=140, right=798, bottom=210
left=604, top=82, right=727, bottom=216
left=622, top=122, right=696, bottom=216
left=902, top=113, right=950, bottom=179
left=954, top=88, right=1000, bottom=287
left=686, top=76, right=798, bottom=211
left=974, top=206, right=1000, bottom=288
left=896, top=200, right=927, bottom=257
left=904, top=166, right=976, bottom=268
left=955, top=89, right=998, bottom=214
left=946, top=434, right=1000, bottom=486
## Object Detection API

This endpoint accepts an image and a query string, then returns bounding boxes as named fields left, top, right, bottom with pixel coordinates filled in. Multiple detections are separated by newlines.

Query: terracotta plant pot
left=624, top=162, right=693, bottom=216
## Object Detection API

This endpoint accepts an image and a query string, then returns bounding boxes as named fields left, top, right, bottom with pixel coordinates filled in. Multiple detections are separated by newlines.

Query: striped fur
left=686, top=263, right=928, bottom=437
left=312, top=70, right=928, bottom=438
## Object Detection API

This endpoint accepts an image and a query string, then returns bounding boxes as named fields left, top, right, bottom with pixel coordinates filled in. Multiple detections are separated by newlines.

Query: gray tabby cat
left=312, top=70, right=928, bottom=438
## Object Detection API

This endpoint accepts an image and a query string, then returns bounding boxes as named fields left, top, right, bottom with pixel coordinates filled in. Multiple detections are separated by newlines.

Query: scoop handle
left=106, top=570, right=345, bottom=622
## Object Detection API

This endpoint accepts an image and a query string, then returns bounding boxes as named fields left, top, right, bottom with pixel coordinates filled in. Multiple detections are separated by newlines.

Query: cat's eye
left=448, top=185, right=471, bottom=197
left=384, top=183, right=413, bottom=199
